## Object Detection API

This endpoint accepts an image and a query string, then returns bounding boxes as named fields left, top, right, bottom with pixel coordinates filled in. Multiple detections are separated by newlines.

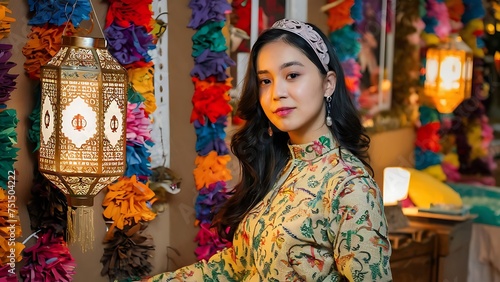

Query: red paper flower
left=194, top=222, right=232, bottom=261
left=0, top=264, right=17, bottom=281
left=105, top=0, right=154, bottom=32
left=190, top=76, right=232, bottom=124
left=416, top=121, right=442, bottom=152
left=20, top=229, right=76, bottom=282
left=445, top=0, right=465, bottom=22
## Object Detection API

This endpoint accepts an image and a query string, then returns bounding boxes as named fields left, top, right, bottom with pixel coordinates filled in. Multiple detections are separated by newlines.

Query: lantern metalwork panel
left=424, top=35, right=473, bottom=114
left=39, top=36, right=127, bottom=207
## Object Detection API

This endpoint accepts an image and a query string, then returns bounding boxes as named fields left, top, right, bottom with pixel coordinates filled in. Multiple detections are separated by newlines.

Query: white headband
left=271, top=19, right=330, bottom=72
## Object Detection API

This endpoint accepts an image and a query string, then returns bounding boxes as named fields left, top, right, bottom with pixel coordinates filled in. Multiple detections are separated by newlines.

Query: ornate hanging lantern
left=424, top=35, right=473, bottom=113
left=39, top=36, right=127, bottom=251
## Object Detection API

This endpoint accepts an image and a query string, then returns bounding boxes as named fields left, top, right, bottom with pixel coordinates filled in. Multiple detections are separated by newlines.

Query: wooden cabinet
left=405, top=215, right=474, bottom=282
left=390, top=228, right=438, bottom=282
left=389, top=212, right=474, bottom=282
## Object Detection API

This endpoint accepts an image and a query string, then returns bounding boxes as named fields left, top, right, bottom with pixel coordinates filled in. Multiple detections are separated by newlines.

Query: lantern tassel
left=66, top=208, right=76, bottom=244
left=75, top=207, right=95, bottom=253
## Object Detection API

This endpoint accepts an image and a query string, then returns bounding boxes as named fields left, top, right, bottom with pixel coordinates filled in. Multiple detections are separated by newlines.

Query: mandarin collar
left=288, top=133, right=338, bottom=161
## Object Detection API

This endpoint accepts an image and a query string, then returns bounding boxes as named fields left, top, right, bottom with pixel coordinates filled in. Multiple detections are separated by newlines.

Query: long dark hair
left=212, top=22, right=372, bottom=241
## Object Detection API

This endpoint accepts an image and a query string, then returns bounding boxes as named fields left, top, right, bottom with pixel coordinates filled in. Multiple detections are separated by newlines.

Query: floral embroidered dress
left=147, top=133, right=392, bottom=281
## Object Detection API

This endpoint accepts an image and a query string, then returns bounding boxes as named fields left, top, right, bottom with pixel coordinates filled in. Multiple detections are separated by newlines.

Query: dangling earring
left=325, top=96, right=333, bottom=127
left=268, top=122, right=273, bottom=137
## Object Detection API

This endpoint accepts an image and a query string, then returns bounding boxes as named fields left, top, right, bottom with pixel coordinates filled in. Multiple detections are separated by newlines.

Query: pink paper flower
left=126, top=102, right=151, bottom=144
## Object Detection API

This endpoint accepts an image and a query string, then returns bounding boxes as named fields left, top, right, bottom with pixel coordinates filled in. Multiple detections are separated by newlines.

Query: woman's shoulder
left=322, top=148, right=378, bottom=192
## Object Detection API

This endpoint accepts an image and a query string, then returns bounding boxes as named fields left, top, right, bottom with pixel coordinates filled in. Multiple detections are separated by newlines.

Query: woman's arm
left=330, top=175, right=392, bottom=281
left=143, top=246, right=247, bottom=282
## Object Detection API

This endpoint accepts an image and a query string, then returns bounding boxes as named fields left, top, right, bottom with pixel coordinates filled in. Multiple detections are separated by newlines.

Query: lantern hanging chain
left=62, top=1, right=78, bottom=36
left=89, top=0, right=106, bottom=39
left=62, top=0, right=106, bottom=39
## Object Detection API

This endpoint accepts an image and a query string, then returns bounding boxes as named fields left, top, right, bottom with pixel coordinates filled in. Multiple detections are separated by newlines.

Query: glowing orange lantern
left=424, top=35, right=473, bottom=113
left=39, top=36, right=127, bottom=251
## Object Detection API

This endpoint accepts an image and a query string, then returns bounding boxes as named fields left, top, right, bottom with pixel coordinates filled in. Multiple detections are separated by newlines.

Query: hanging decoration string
left=99, top=0, right=159, bottom=280
left=188, top=0, right=234, bottom=261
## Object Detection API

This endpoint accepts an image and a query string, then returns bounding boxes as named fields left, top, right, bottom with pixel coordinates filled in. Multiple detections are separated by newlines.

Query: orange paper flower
left=326, top=0, right=355, bottom=32
left=445, top=0, right=465, bottom=22
left=193, top=151, right=232, bottom=190
left=102, top=176, right=157, bottom=232
left=21, top=23, right=78, bottom=79
left=0, top=5, right=15, bottom=39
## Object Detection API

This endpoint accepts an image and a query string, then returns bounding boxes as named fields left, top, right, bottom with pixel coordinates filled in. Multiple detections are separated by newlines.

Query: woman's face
left=256, top=40, right=336, bottom=144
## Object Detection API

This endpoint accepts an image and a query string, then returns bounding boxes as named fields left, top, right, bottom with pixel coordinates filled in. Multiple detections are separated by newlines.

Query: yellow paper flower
left=128, top=67, right=157, bottom=114
left=442, top=152, right=460, bottom=167
left=460, top=19, right=485, bottom=58
left=467, top=122, right=488, bottom=160
left=421, top=32, right=440, bottom=46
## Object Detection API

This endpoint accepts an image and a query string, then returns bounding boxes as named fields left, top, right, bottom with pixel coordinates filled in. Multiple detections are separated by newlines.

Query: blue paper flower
left=461, top=0, right=485, bottom=24
left=414, top=147, right=442, bottom=170
left=329, top=26, right=361, bottom=61
left=125, top=141, right=153, bottom=182
left=419, top=106, right=440, bottom=125
left=194, top=116, right=229, bottom=156
left=28, top=0, right=91, bottom=27
left=351, top=0, right=363, bottom=23
left=192, top=21, right=228, bottom=57
left=0, top=109, right=19, bottom=190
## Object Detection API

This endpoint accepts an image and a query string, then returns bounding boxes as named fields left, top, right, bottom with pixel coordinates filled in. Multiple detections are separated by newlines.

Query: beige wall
left=369, top=127, right=416, bottom=188
left=7, top=1, right=415, bottom=281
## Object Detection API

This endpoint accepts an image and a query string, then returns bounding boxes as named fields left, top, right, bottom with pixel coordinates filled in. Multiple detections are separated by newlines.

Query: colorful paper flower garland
left=325, top=0, right=362, bottom=107
left=100, top=0, right=159, bottom=280
left=0, top=2, right=20, bottom=281
left=188, top=0, right=234, bottom=261
left=0, top=37, right=22, bottom=279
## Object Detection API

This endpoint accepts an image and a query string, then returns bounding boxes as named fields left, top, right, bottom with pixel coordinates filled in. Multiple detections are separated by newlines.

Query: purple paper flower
left=191, top=49, right=235, bottom=81
left=105, top=22, right=155, bottom=66
left=195, top=181, right=231, bottom=223
left=188, top=0, right=232, bottom=30
left=0, top=45, right=17, bottom=105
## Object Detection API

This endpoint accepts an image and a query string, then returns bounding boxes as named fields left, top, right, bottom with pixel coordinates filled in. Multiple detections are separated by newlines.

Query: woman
left=146, top=18, right=392, bottom=281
